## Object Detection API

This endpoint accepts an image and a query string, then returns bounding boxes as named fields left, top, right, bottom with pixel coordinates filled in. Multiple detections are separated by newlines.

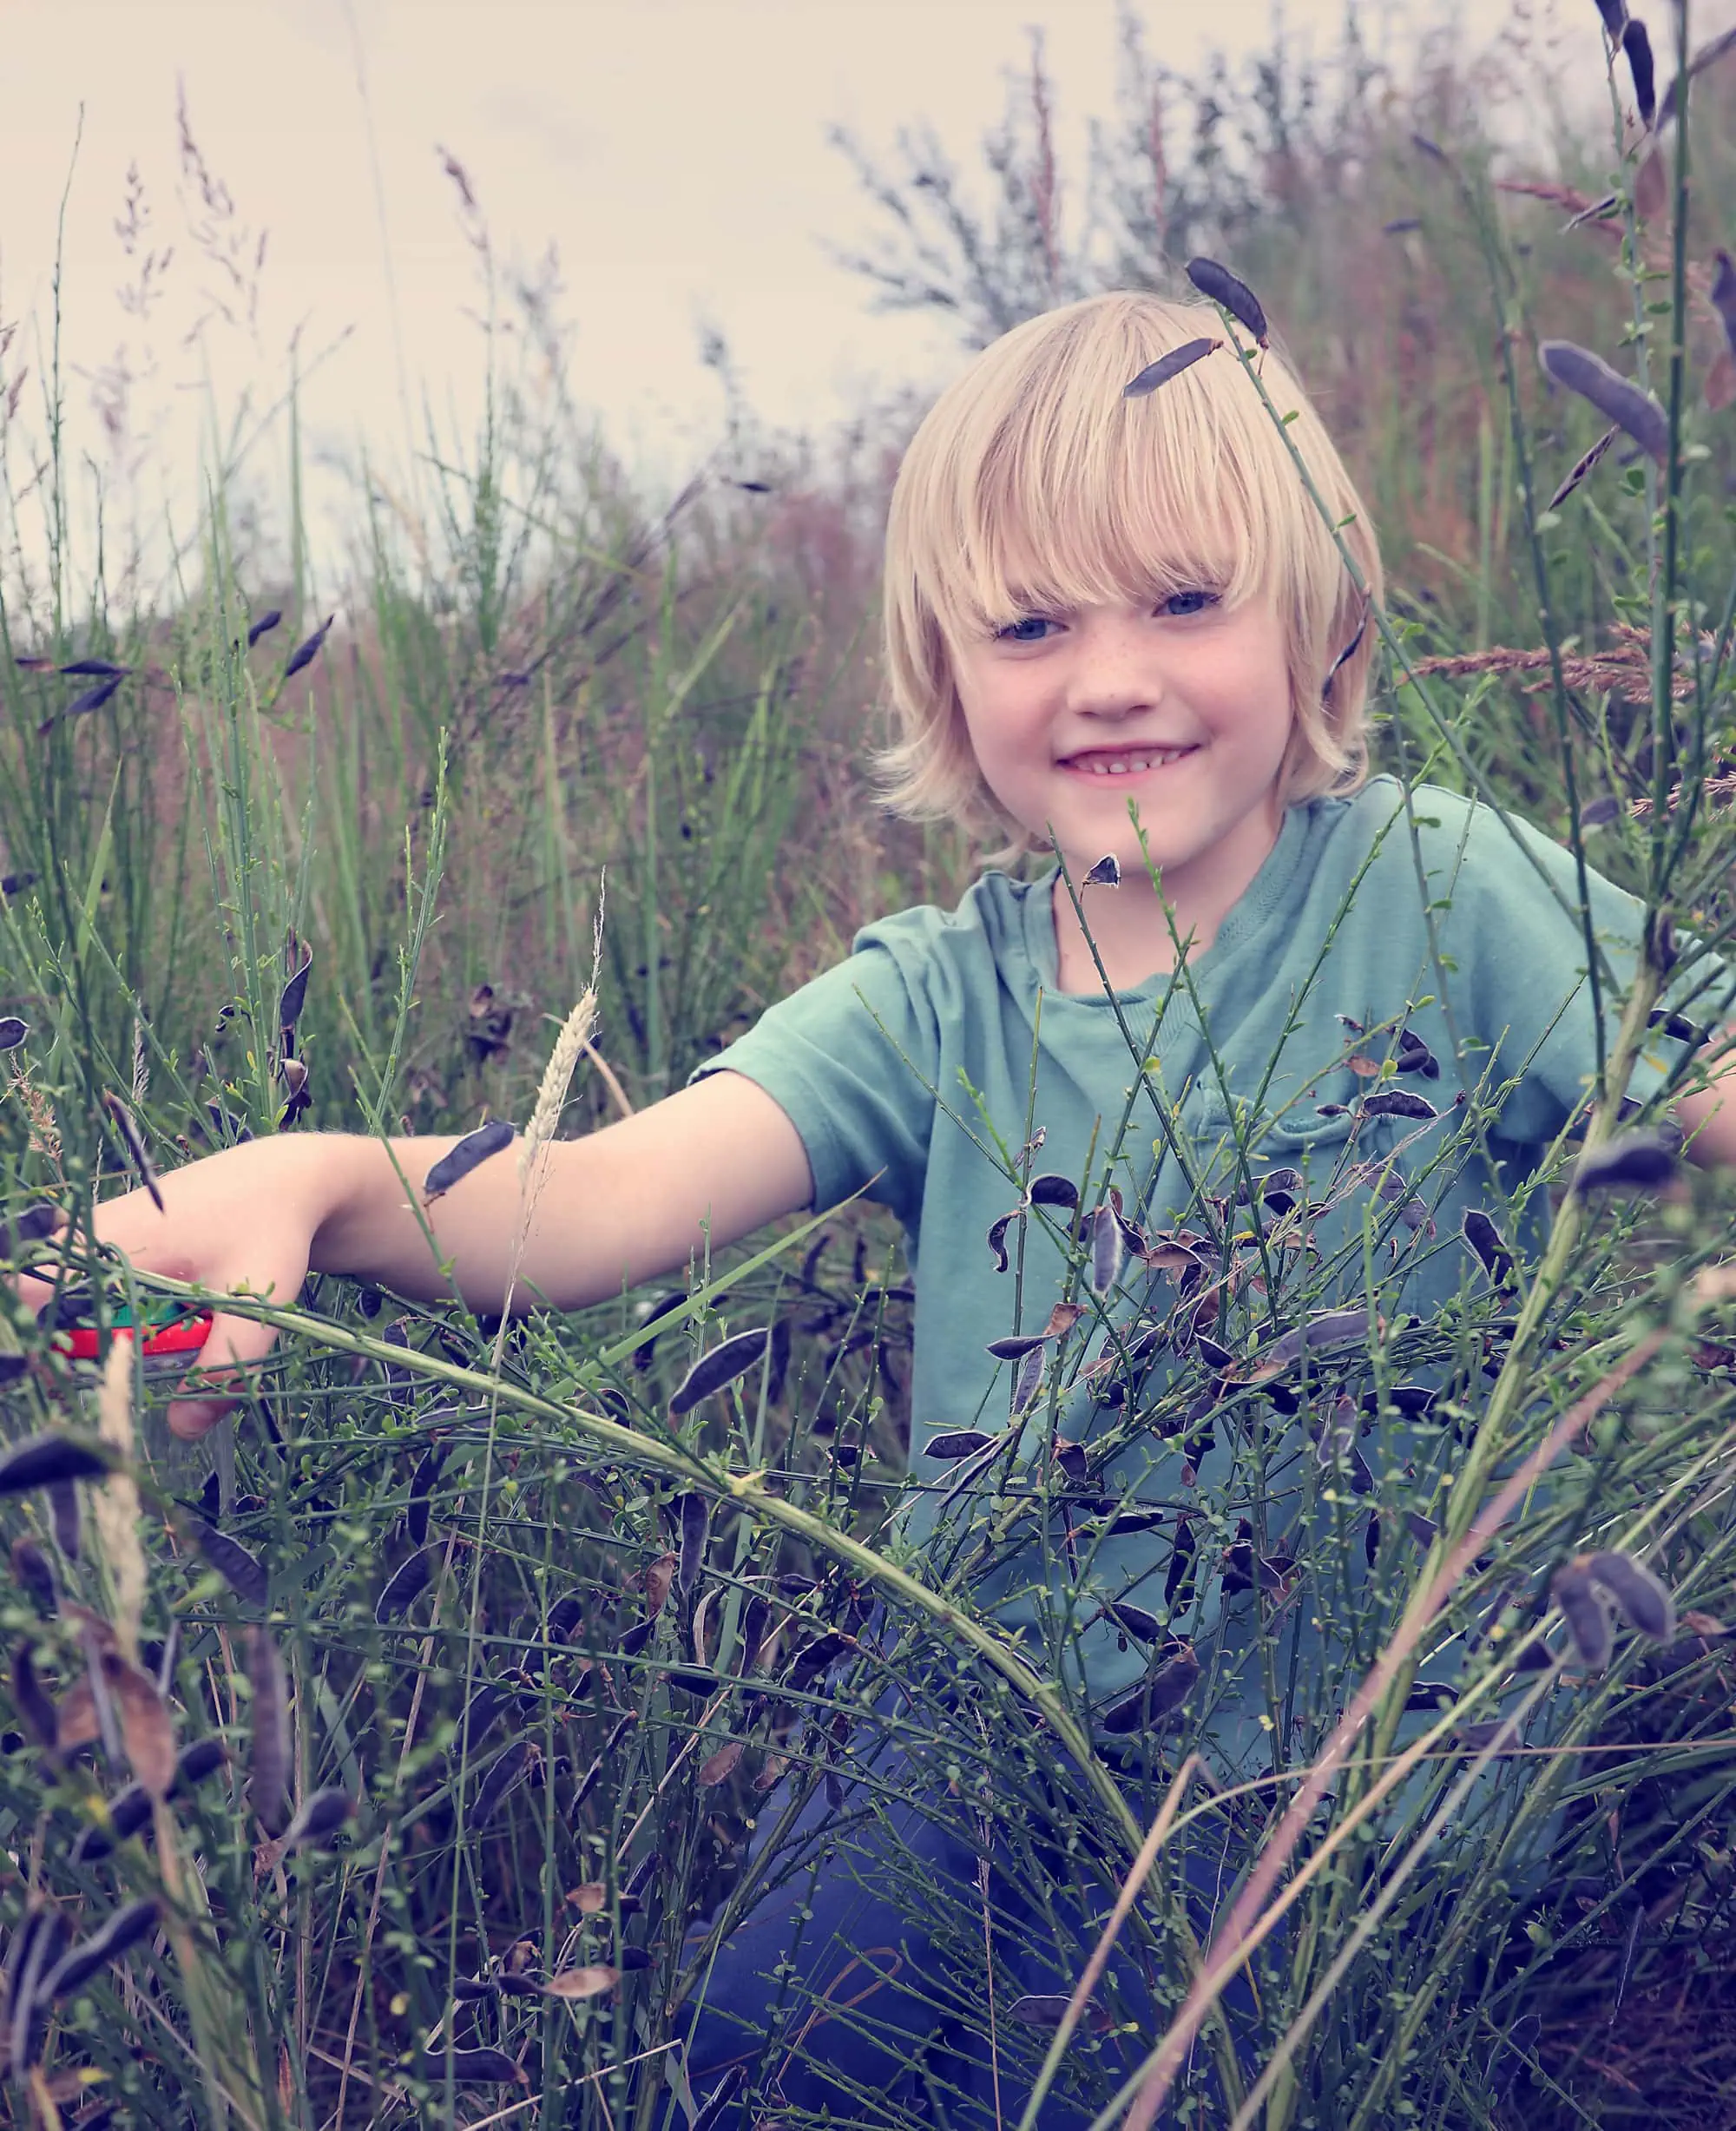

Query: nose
left=1065, top=613, right=1165, bottom=721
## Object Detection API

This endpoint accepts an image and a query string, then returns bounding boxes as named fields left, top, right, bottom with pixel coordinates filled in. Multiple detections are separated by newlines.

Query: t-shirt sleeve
left=686, top=925, right=941, bottom=1229
left=1443, top=799, right=1728, bottom=1144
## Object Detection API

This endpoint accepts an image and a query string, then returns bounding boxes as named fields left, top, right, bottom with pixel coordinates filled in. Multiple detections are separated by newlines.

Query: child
left=45, top=291, right=1736, bottom=2121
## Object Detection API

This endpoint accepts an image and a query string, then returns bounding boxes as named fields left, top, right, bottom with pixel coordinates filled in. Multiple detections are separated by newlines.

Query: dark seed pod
left=1593, top=0, right=1627, bottom=40
left=1462, top=1210, right=1516, bottom=1288
left=1011, top=1344, right=1046, bottom=1416
left=414, top=2047, right=524, bottom=2084
left=668, top=1327, right=770, bottom=1416
left=1551, top=1558, right=1613, bottom=1670
left=690, top=2066, right=747, bottom=2131
left=0, top=1201, right=62, bottom=1256
left=171, top=1737, right=227, bottom=1793
left=1362, top=1089, right=1437, bottom=1120
left=1539, top=341, right=1667, bottom=465
left=281, top=615, right=334, bottom=682
left=986, top=1332, right=1048, bottom=1361
left=459, top=1682, right=508, bottom=1755
left=471, top=1739, right=530, bottom=1825
left=1712, top=252, right=1736, bottom=365
left=1100, top=1647, right=1200, bottom=1733
left=921, top=1430, right=996, bottom=1461
left=1548, top=425, right=1619, bottom=510
left=677, top=1493, right=710, bottom=1595
left=544, top=1592, right=584, bottom=1642
left=451, top=1974, right=498, bottom=2000
left=791, top=1631, right=849, bottom=1685
left=1082, top=853, right=1121, bottom=885
left=247, top=609, right=283, bottom=647
left=10, top=1538, right=56, bottom=1617
left=1395, top=1028, right=1439, bottom=1079
left=1184, top=257, right=1268, bottom=343
left=1404, top=1680, right=1457, bottom=1713
left=1580, top=792, right=1622, bottom=828
left=12, top=1645, right=57, bottom=1750
left=279, top=1786, right=355, bottom=1854
left=1570, top=1127, right=1680, bottom=1194
left=0, top=1018, right=27, bottom=1051
left=0, top=1435, right=111, bottom=1496
left=1121, top=337, right=1220, bottom=397
left=1404, top=1510, right=1439, bottom=1547
left=423, top=1118, right=515, bottom=1201
left=9, top=1907, right=69, bottom=2067
left=70, top=1779, right=153, bottom=1863
left=59, top=658, right=128, bottom=680
left=196, top=1524, right=267, bottom=1608
left=405, top=1444, right=445, bottom=1549
left=376, top=1545, right=437, bottom=1623
left=1006, top=1994, right=1109, bottom=2034
left=102, top=1093, right=163, bottom=1212
left=739, top=1595, right=772, bottom=1676
left=1457, top=1717, right=1525, bottom=1756
left=1028, top=1174, right=1079, bottom=1211
left=49, top=1479, right=80, bottom=1561
left=1104, top=1602, right=1163, bottom=1643
left=985, top=1212, right=1015, bottom=1273
left=247, top=1627, right=290, bottom=1835
left=59, top=676, right=125, bottom=721
left=630, top=1290, right=688, bottom=1370
left=1622, top=16, right=1655, bottom=124
left=1105, top=1507, right=1167, bottom=1536
left=1088, top=1205, right=1125, bottom=1296
left=664, top=1667, right=720, bottom=1698
left=276, top=952, right=313, bottom=1037
left=617, top=1615, right=656, bottom=1660
left=1194, top=1335, right=1234, bottom=1371
left=1322, top=598, right=1371, bottom=700
left=40, top=1898, right=157, bottom=2003
left=1586, top=1550, right=1675, bottom=1641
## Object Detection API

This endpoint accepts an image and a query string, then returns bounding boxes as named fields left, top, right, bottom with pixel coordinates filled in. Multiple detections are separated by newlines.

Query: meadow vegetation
left=0, top=3, right=1733, bottom=2125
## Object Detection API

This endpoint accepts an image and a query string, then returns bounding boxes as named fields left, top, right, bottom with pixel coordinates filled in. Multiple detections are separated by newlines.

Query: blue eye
left=996, top=616, right=1055, bottom=643
left=1161, top=590, right=1217, bottom=617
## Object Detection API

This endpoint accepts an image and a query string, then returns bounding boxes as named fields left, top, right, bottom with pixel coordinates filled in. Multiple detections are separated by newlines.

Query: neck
left=1050, top=798, right=1286, bottom=992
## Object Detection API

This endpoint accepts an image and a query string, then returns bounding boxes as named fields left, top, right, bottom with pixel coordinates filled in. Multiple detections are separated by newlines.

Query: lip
left=1058, top=743, right=1199, bottom=775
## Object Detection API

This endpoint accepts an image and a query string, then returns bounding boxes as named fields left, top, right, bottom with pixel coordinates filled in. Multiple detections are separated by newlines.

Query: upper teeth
left=1075, top=747, right=1188, bottom=775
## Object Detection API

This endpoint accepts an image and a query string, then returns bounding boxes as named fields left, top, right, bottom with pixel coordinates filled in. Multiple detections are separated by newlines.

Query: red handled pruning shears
left=51, top=1304, right=215, bottom=1378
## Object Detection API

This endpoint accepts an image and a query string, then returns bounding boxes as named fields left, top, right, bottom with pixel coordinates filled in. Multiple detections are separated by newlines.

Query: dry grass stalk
left=93, top=1335, right=148, bottom=1662
left=1411, top=624, right=1700, bottom=702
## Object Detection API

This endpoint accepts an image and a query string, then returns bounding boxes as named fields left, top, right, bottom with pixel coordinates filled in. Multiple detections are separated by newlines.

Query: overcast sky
left=0, top=0, right=1637, bottom=591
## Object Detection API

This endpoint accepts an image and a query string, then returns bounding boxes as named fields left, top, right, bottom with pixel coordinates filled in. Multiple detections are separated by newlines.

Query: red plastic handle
left=55, top=1314, right=214, bottom=1363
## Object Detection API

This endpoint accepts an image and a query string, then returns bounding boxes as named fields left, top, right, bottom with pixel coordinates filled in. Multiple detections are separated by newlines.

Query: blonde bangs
left=875, top=290, right=1384, bottom=852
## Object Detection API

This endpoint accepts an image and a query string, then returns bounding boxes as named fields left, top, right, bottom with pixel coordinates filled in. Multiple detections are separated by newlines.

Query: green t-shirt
left=693, top=777, right=1712, bottom=1779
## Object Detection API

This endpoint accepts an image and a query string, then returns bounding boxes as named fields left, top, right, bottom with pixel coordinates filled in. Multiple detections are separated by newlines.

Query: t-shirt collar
left=1021, top=798, right=1318, bottom=997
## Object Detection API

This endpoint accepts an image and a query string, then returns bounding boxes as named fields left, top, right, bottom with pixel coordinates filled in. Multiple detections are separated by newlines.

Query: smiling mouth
left=1061, top=745, right=1197, bottom=777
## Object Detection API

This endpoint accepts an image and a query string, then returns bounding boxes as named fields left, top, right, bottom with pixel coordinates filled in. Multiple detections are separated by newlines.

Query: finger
left=167, top=1310, right=281, bottom=1442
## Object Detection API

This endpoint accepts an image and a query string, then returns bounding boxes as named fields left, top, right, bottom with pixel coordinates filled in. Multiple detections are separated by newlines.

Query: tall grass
left=0, top=6, right=1732, bottom=2128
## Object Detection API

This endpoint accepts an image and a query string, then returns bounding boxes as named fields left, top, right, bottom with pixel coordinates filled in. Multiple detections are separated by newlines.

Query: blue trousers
left=666, top=1726, right=1258, bottom=2128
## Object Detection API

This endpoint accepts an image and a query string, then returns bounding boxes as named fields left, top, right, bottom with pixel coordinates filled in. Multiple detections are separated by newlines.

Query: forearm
left=306, top=1131, right=636, bottom=1312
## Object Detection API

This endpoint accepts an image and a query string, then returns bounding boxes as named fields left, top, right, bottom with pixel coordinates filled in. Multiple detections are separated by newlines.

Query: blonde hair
left=875, top=290, right=1384, bottom=856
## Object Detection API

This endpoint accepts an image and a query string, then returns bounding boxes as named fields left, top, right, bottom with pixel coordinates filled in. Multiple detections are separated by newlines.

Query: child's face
left=950, top=586, right=1296, bottom=891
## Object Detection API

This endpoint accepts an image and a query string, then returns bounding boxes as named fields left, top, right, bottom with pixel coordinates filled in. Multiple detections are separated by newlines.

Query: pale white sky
left=0, top=0, right=1619, bottom=595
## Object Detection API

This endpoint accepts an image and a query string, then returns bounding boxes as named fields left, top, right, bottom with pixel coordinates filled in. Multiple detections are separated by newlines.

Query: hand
left=16, top=1138, right=326, bottom=1441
